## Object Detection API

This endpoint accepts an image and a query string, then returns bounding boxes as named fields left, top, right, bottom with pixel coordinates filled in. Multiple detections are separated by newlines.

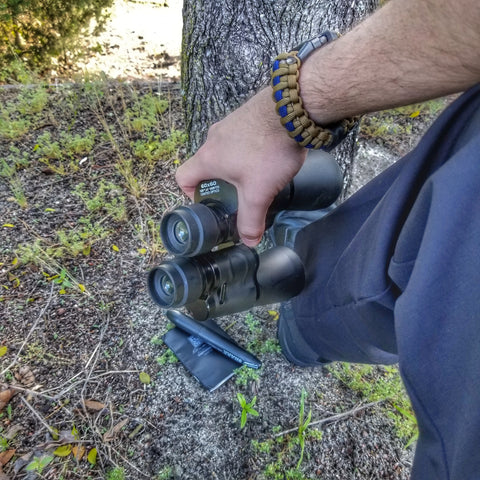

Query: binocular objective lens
left=160, top=275, right=175, bottom=296
left=173, top=220, right=189, bottom=244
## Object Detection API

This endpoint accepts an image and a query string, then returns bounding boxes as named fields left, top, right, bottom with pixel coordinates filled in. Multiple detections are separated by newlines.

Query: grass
left=249, top=389, right=324, bottom=480
left=329, top=363, right=418, bottom=445
left=0, top=74, right=187, bottom=477
left=0, top=145, right=30, bottom=208
left=1, top=75, right=185, bottom=297
left=89, top=81, right=186, bottom=199
left=0, top=84, right=48, bottom=139
left=360, top=97, right=450, bottom=147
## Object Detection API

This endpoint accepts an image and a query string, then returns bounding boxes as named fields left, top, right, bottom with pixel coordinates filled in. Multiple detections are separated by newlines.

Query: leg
left=284, top=84, right=480, bottom=365
left=280, top=84, right=480, bottom=478
left=392, top=115, right=480, bottom=480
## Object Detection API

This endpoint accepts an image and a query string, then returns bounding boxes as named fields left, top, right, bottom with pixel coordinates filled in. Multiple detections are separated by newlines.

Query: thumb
left=236, top=189, right=272, bottom=247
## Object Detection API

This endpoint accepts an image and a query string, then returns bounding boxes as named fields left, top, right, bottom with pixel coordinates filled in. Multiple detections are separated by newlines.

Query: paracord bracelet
left=271, top=31, right=358, bottom=150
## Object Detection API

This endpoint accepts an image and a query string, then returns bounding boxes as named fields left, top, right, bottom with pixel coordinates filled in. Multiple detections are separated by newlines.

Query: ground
left=70, top=0, right=183, bottom=82
left=0, top=3, right=452, bottom=479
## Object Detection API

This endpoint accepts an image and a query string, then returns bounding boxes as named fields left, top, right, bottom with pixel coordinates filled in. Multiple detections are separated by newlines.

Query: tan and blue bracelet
left=271, top=31, right=358, bottom=150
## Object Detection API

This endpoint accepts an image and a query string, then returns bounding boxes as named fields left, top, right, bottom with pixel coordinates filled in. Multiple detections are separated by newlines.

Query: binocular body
left=148, top=244, right=305, bottom=320
left=148, top=150, right=342, bottom=321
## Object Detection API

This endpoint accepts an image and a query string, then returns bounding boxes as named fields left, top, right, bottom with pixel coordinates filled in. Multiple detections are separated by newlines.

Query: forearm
left=301, top=0, right=480, bottom=125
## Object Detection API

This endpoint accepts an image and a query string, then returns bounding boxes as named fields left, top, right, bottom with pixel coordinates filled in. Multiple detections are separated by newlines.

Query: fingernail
left=242, top=237, right=261, bottom=247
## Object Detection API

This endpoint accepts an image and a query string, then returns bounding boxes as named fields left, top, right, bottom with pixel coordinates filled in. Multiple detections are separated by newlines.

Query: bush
left=0, top=0, right=114, bottom=79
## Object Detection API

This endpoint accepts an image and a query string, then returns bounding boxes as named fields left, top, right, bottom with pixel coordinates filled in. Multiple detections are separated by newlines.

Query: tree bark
left=181, top=0, right=379, bottom=192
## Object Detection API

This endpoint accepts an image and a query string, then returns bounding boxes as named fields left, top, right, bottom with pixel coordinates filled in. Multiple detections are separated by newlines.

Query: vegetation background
left=0, top=1, right=450, bottom=479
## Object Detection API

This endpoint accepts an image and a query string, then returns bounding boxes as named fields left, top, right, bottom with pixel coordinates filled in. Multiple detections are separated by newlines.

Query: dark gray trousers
left=291, top=84, right=480, bottom=479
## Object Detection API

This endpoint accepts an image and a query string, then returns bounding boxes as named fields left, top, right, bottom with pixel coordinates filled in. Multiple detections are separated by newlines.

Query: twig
left=109, top=446, right=151, bottom=478
left=9, top=384, right=57, bottom=402
left=43, top=311, right=115, bottom=395
left=20, top=395, right=57, bottom=437
left=89, top=370, right=140, bottom=380
left=1, top=282, right=54, bottom=376
left=80, top=313, right=111, bottom=400
left=41, top=370, right=139, bottom=399
left=273, top=400, right=385, bottom=438
left=4, top=369, right=139, bottom=406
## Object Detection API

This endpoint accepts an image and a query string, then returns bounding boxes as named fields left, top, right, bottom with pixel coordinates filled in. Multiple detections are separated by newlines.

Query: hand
left=176, top=88, right=307, bottom=246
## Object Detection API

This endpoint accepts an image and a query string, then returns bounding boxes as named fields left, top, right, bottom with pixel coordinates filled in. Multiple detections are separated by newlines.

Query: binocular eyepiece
left=160, top=181, right=238, bottom=257
left=148, top=150, right=342, bottom=321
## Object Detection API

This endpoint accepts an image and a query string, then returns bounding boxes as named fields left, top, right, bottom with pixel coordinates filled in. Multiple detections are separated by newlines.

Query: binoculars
left=148, top=150, right=342, bottom=321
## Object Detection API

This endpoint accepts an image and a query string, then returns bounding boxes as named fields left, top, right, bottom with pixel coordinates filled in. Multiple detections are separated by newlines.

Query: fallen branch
left=273, top=400, right=385, bottom=438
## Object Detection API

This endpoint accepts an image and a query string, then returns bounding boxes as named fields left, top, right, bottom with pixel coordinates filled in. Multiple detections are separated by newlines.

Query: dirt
left=69, top=0, right=183, bottom=82
left=0, top=3, right=452, bottom=479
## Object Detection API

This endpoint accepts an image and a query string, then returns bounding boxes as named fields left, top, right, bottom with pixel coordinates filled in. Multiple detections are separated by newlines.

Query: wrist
left=256, top=87, right=307, bottom=152
left=298, top=46, right=341, bottom=126
left=271, top=31, right=359, bottom=151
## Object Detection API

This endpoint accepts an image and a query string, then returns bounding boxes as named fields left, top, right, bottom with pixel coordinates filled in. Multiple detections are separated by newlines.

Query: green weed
left=234, top=364, right=261, bottom=386
left=1, top=146, right=30, bottom=171
left=0, top=147, right=29, bottom=207
left=61, top=127, right=96, bottom=156
left=123, top=93, right=169, bottom=133
left=0, top=59, right=36, bottom=84
left=56, top=218, right=110, bottom=257
left=251, top=439, right=274, bottom=454
left=35, top=132, right=62, bottom=159
left=15, top=240, right=87, bottom=293
left=15, top=239, right=56, bottom=265
left=155, top=466, right=173, bottom=479
left=296, top=390, right=312, bottom=469
left=244, top=312, right=282, bottom=355
left=237, top=393, right=259, bottom=429
left=0, top=158, right=16, bottom=179
left=17, top=87, right=48, bottom=115
left=0, top=85, right=48, bottom=139
left=156, top=349, right=178, bottom=366
left=73, top=181, right=127, bottom=222
left=0, top=117, right=30, bottom=139
left=26, top=455, right=54, bottom=475
left=360, top=98, right=449, bottom=141
left=34, top=128, right=96, bottom=175
left=132, top=130, right=186, bottom=164
left=7, top=176, right=27, bottom=208
left=150, top=335, right=164, bottom=346
left=106, top=466, right=126, bottom=480
left=0, top=436, right=10, bottom=452
left=251, top=390, right=324, bottom=479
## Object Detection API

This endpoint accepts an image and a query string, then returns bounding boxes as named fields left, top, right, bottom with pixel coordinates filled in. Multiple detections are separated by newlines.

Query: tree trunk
left=181, top=0, right=379, bottom=193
